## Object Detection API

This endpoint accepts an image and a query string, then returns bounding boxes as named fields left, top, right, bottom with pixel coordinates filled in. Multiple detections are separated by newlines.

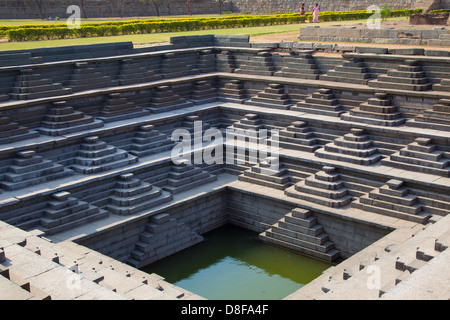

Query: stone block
left=388, top=48, right=425, bottom=55
left=355, top=47, right=389, bottom=54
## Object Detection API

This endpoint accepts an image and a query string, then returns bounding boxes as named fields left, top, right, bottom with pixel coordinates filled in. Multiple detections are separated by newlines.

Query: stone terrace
left=0, top=35, right=450, bottom=300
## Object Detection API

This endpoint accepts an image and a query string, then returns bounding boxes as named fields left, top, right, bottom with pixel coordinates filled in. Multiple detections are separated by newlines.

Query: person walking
left=300, top=3, right=305, bottom=15
left=312, top=3, right=320, bottom=23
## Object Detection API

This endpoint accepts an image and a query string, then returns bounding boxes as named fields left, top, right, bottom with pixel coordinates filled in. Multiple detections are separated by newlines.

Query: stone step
left=368, top=79, right=432, bottom=91
left=319, top=74, right=369, bottom=85
left=270, top=224, right=329, bottom=245
left=304, top=176, right=345, bottom=191
left=41, top=203, right=98, bottom=228
left=378, top=74, right=430, bottom=85
left=275, top=70, right=320, bottom=80
left=315, top=147, right=383, bottom=166
left=9, top=88, right=72, bottom=100
left=0, top=167, right=74, bottom=191
left=105, top=191, right=172, bottom=216
left=291, top=103, right=345, bottom=117
left=167, top=170, right=210, bottom=187
left=368, top=188, right=419, bottom=207
left=352, top=198, right=430, bottom=224
left=263, top=228, right=334, bottom=253
left=359, top=103, right=398, bottom=114
left=76, top=145, right=120, bottom=161
left=341, top=112, right=406, bottom=127
left=163, top=174, right=217, bottom=194
left=280, top=215, right=323, bottom=236
left=286, top=184, right=353, bottom=208
left=324, top=140, right=379, bottom=157
left=359, top=193, right=423, bottom=215
left=71, top=152, right=138, bottom=174
left=389, top=153, right=448, bottom=169
left=44, top=200, right=91, bottom=220
left=110, top=186, right=163, bottom=207
left=12, top=82, right=59, bottom=94
left=244, top=100, right=293, bottom=110
left=40, top=209, right=110, bottom=236
left=3, top=159, right=63, bottom=182
left=259, top=232, right=339, bottom=262
left=381, top=158, right=450, bottom=177
left=238, top=173, right=291, bottom=190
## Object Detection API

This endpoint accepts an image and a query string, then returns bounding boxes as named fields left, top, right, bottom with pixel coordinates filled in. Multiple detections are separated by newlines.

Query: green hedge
left=429, top=9, right=450, bottom=13
left=3, top=9, right=422, bottom=42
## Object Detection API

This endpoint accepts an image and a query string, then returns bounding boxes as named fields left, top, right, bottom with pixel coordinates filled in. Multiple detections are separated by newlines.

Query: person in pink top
left=300, top=3, right=305, bottom=15
left=312, top=3, right=320, bottom=22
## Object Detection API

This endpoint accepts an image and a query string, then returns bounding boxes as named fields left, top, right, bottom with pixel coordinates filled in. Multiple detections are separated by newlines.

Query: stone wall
left=0, top=0, right=441, bottom=19
left=0, top=0, right=232, bottom=19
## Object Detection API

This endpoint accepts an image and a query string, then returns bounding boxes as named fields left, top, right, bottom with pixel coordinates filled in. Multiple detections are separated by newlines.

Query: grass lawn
left=0, top=16, right=407, bottom=52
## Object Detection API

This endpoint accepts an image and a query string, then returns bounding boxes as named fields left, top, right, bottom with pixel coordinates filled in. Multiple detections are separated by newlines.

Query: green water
left=142, top=225, right=332, bottom=300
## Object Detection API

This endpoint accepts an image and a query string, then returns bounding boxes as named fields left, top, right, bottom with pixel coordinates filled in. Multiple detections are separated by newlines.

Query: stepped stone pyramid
left=341, top=92, right=406, bottom=127
left=97, top=93, right=150, bottom=123
left=9, top=68, right=71, bottom=100
left=407, top=98, right=450, bottom=131
left=368, top=60, right=432, bottom=91
left=291, top=88, right=345, bottom=117
left=147, top=85, right=194, bottom=114
left=127, top=213, right=203, bottom=268
left=117, top=58, right=161, bottom=86
left=275, top=50, right=320, bottom=80
left=215, top=50, right=236, bottom=73
left=70, top=136, right=138, bottom=174
left=189, top=80, right=218, bottom=105
left=67, top=62, right=111, bottom=92
left=104, top=173, right=172, bottom=216
left=162, top=161, right=217, bottom=194
left=238, top=158, right=291, bottom=190
left=0, top=116, right=39, bottom=145
left=275, top=120, right=321, bottom=152
left=39, top=191, right=109, bottom=236
left=179, top=115, right=213, bottom=135
left=0, top=150, right=74, bottom=191
left=259, top=208, right=340, bottom=262
left=315, top=128, right=382, bottom=166
left=320, top=57, right=372, bottom=85
left=218, top=79, right=248, bottom=103
left=226, top=113, right=268, bottom=142
left=235, top=51, right=275, bottom=76
left=285, top=166, right=353, bottom=208
left=381, top=137, right=450, bottom=177
left=128, top=125, right=174, bottom=157
left=38, top=101, right=104, bottom=136
left=160, top=52, right=199, bottom=79
left=244, top=84, right=294, bottom=110
left=197, top=49, right=216, bottom=73
left=352, top=179, right=431, bottom=224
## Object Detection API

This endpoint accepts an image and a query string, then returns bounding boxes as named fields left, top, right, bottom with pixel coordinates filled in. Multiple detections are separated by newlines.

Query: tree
left=187, top=0, right=192, bottom=15
left=78, top=0, right=87, bottom=19
left=380, top=4, right=392, bottom=22
left=139, top=0, right=171, bottom=17
left=218, top=0, right=225, bottom=14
